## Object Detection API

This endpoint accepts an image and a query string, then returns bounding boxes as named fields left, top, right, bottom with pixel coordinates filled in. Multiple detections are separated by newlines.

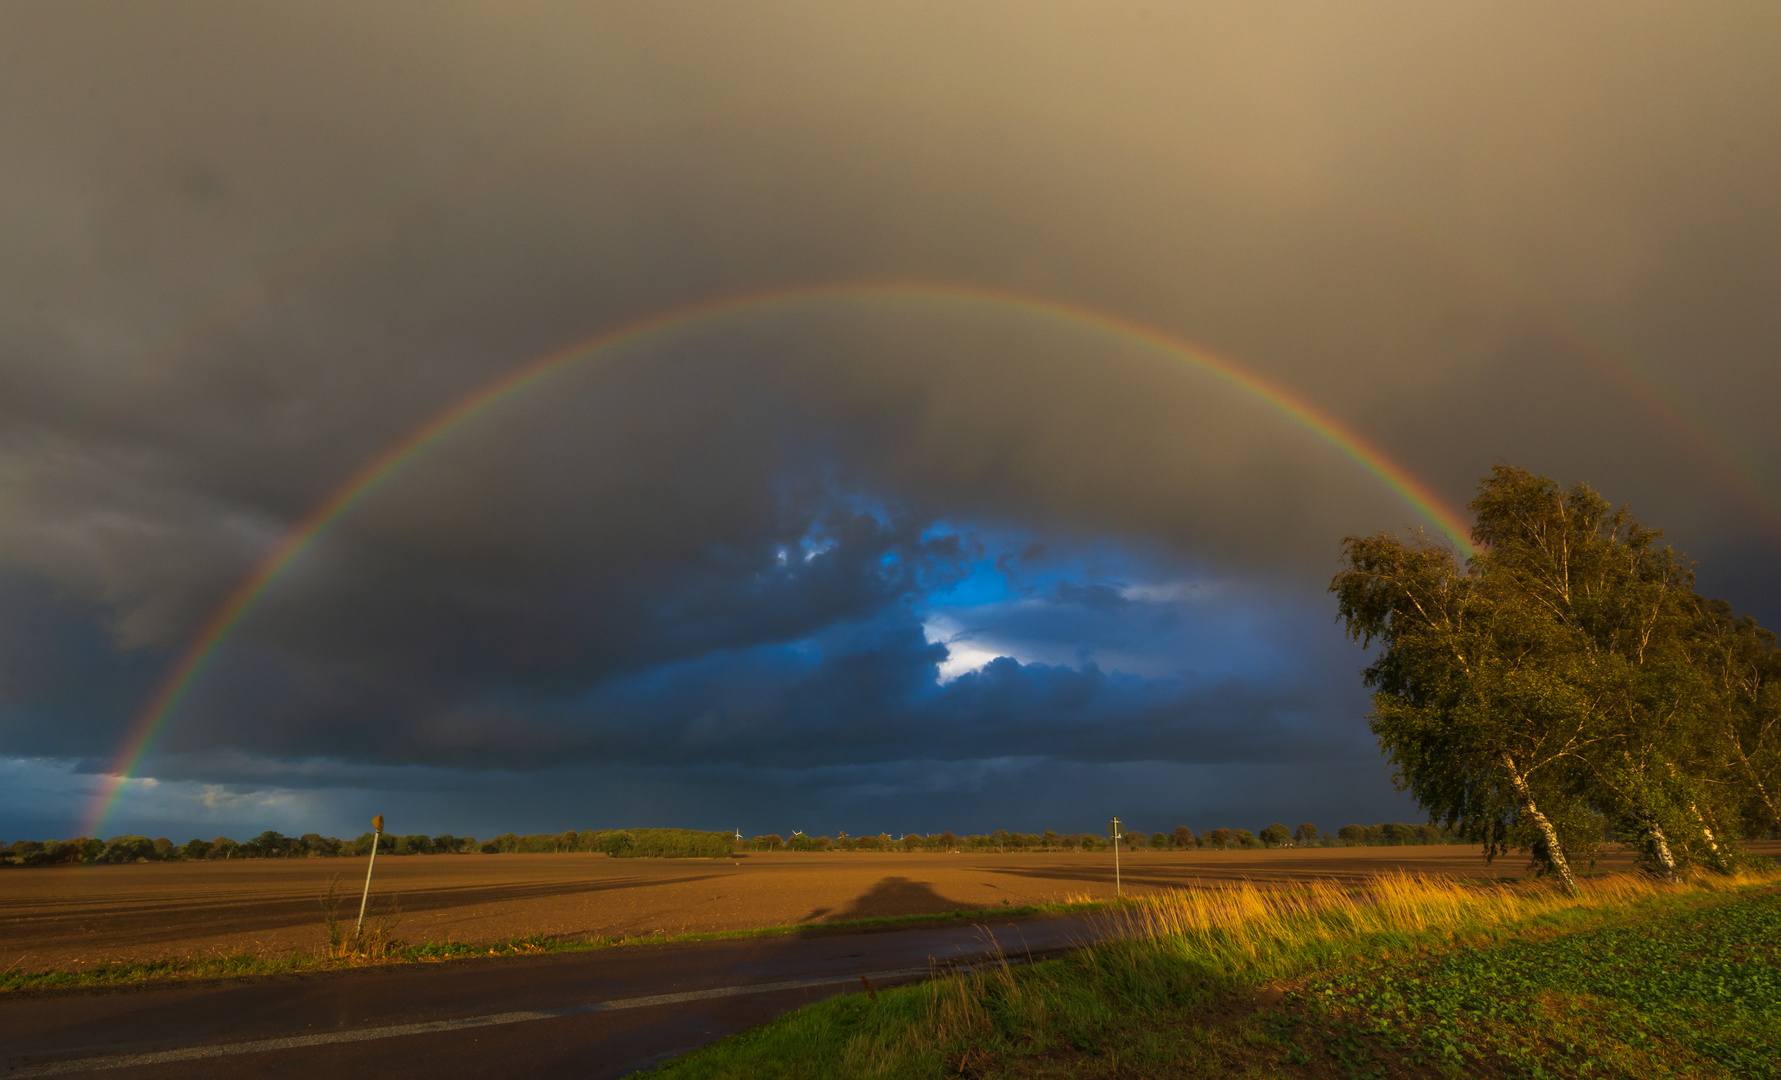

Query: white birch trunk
left=1499, top=751, right=1580, bottom=894
left=1691, top=802, right=1728, bottom=872
left=1644, top=818, right=1678, bottom=880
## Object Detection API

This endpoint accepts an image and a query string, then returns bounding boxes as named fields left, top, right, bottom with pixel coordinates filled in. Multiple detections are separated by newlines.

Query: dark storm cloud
left=152, top=492, right=979, bottom=764
left=2, top=3, right=1779, bottom=833
left=440, top=620, right=1354, bottom=774
left=129, top=502, right=1364, bottom=776
left=0, top=573, right=165, bottom=759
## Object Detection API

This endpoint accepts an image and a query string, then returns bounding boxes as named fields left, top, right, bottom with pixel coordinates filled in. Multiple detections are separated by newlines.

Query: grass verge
left=1270, top=885, right=1781, bottom=1078
left=0, top=898, right=1101, bottom=994
left=639, top=870, right=1781, bottom=1079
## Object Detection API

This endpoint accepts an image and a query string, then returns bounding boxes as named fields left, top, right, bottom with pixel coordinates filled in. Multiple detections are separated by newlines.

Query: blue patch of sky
left=908, top=520, right=1304, bottom=685
left=653, top=483, right=1319, bottom=711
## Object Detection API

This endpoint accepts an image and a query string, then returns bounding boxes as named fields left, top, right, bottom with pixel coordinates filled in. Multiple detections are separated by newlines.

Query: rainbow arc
left=83, top=281, right=1475, bottom=836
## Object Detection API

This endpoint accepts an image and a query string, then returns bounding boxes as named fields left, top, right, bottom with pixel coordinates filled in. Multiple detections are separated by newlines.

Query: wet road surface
left=1, top=914, right=1103, bottom=1079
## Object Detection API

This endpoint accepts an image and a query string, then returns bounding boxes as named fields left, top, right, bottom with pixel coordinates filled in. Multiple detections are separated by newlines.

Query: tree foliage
left=1333, top=464, right=1778, bottom=889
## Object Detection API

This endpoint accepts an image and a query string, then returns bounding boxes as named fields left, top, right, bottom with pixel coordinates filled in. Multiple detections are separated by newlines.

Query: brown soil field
left=6, top=842, right=1776, bottom=972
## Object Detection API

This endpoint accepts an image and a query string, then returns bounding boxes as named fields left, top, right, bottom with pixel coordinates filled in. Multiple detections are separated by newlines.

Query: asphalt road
left=0, top=914, right=1102, bottom=1079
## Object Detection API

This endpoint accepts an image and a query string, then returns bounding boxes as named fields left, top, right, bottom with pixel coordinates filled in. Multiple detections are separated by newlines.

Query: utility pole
left=356, top=814, right=383, bottom=935
left=1109, top=816, right=1123, bottom=897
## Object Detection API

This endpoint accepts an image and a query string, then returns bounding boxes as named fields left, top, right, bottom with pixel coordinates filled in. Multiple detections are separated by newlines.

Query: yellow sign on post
left=357, top=815, right=384, bottom=934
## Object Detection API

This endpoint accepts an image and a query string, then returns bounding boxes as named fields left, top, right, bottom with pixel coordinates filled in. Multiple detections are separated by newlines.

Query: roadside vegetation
left=645, top=869, right=1781, bottom=1079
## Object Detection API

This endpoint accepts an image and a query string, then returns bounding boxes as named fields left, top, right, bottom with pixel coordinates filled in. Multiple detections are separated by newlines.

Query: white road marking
left=3, top=966, right=931, bottom=1078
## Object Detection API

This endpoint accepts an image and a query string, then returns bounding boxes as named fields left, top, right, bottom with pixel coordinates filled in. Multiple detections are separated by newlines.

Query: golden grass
left=634, top=866, right=1781, bottom=1077
left=1103, top=867, right=1771, bottom=967
left=901, top=868, right=1781, bottom=1061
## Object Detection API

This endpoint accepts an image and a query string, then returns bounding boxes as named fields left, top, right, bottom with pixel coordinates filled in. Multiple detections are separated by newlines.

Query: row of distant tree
left=0, top=831, right=476, bottom=866
left=1, top=821, right=1460, bottom=866
left=739, top=823, right=1462, bottom=852
left=477, top=829, right=734, bottom=857
left=0, top=827, right=737, bottom=865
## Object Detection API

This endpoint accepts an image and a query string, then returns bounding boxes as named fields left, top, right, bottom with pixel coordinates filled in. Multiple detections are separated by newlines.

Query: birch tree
left=1470, top=466, right=1737, bottom=876
left=1695, top=601, right=1781, bottom=839
left=1336, top=465, right=1770, bottom=885
left=1332, top=526, right=1596, bottom=892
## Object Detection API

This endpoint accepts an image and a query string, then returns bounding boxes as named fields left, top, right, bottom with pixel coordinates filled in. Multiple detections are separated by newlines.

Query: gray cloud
left=2, top=3, right=1778, bottom=836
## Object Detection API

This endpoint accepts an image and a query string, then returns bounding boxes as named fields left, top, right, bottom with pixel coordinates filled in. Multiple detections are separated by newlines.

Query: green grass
left=1273, top=889, right=1781, bottom=1078
left=0, top=900, right=1099, bottom=994
left=640, top=873, right=1781, bottom=1079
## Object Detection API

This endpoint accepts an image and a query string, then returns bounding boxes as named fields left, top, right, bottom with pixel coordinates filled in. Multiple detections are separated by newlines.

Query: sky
left=2, top=2, right=1779, bottom=844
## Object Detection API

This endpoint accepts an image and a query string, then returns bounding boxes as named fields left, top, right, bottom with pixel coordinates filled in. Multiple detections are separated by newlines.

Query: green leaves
left=1335, top=464, right=1779, bottom=886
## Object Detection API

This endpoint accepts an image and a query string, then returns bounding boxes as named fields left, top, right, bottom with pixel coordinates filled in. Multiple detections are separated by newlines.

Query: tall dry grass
left=912, top=869, right=1777, bottom=1060
left=648, top=868, right=1780, bottom=1078
left=1099, top=869, right=1736, bottom=969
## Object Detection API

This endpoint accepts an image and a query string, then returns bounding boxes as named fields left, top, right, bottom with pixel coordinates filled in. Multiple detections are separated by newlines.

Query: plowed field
left=8, top=843, right=1772, bottom=972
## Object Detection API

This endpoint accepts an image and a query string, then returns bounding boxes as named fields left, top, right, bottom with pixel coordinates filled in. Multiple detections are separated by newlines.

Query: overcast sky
left=3, top=2, right=1779, bottom=843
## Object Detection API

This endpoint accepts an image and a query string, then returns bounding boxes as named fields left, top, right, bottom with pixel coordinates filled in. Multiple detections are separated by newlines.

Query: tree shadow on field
left=800, top=876, right=972, bottom=924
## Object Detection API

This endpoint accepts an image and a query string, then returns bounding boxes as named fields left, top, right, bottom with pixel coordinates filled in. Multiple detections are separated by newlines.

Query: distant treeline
left=0, top=827, right=732, bottom=865
left=740, top=822, right=1464, bottom=852
left=478, top=828, right=734, bottom=858
left=2, top=822, right=1461, bottom=866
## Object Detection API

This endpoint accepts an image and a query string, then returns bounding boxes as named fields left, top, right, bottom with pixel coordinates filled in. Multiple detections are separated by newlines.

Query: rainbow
left=1209, top=137, right=1781, bottom=535
left=13, top=144, right=1775, bottom=550
left=82, top=280, right=1475, bottom=835
left=1327, top=196, right=1781, bottom=536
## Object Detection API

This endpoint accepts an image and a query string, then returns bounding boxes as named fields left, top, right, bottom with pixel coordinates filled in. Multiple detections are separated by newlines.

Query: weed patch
left=319, top=875, right=404, bottom=964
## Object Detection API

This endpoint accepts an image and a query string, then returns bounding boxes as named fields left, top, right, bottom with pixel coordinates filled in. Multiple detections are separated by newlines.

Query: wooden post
left=1109, top=816, right=1123, bottom=897
left=356, top=815, right=383, bottom=934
